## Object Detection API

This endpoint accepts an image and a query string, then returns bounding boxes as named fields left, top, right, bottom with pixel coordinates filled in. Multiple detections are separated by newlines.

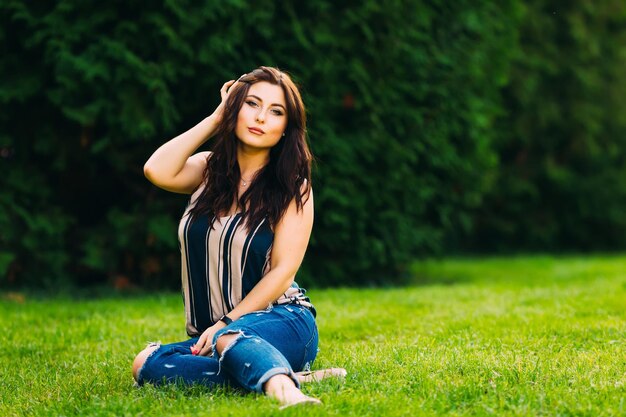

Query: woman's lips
left=248, top=127, right=265, bottom=135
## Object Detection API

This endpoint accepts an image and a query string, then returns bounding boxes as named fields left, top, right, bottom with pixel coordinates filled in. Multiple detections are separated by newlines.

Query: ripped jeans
left=136, top=304, right=318, bottom=393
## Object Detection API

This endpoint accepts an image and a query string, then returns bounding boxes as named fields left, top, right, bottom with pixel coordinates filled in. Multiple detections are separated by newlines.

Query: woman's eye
left=246, top=100, right=258, bottom=107
left=271, top=109, right=284, bottom=116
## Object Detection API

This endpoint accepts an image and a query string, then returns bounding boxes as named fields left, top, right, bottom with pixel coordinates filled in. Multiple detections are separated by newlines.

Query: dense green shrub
left=1, top=0, right=235, bottom=288
left=292, top=2, right=521, bottom=284
left=468, top=0, right=626, bottom=251
left=1, top=1, right=522, bottom=288
left=2, top=1, right=624, bottom=289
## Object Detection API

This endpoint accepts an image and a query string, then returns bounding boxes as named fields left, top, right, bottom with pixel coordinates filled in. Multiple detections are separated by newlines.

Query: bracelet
left=219, top=315, right=233, bottom=325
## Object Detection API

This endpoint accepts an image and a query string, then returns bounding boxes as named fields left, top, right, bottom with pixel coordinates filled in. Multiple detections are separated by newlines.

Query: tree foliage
left=1, top=1, right=624, bottom=289
left=469, top=0, right=626, bottom=251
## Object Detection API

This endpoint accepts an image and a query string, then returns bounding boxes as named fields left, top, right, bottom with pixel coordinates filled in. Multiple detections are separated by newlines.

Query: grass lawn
left=1, top=255, right=625, bottom=416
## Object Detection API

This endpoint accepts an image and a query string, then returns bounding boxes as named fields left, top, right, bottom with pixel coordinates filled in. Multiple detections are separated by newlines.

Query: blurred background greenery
left=1, top=1, right=625, bottom=290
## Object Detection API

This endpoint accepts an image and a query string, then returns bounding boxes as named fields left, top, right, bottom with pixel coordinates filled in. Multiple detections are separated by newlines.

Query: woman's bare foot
left=296, top=367, right=347, bottom=383
left=264, top=374, right=322, bottom=409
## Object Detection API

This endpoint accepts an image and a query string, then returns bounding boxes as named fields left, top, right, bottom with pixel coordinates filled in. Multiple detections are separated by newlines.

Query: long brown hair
left=188, top=66, right=312, bottom=230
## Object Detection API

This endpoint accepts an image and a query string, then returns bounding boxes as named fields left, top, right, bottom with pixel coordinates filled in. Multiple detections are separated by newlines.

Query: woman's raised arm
left=143, top=116, right=216, bottom=194
left=143, top=79, right=238, bottom=194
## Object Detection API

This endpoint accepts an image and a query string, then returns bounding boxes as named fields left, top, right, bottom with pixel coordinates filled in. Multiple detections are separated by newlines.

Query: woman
left=132, top=66, right=345, bottom=408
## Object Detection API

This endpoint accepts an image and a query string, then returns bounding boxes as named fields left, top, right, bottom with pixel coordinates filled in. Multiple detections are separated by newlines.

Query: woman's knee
left=215, top=332, right=242, bottom=356
left=132, top=344, right=160, bottom=381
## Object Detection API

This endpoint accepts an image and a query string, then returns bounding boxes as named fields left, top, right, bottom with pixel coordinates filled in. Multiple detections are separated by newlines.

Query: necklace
left=240, top=167, right=262, bottom=187
left=240, top=177, right=252, bottom=187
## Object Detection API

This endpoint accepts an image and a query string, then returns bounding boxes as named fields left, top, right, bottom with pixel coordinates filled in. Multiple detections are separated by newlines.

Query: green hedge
left=468, top=0, right=626, bottom=252
left=1, top=1, right=624, bottom=289
left=298, top=2, right=521, bottom=284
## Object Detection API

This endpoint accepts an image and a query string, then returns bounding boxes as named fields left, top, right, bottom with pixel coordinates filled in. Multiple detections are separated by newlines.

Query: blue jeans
left=136, top=304, right=318, bottom=393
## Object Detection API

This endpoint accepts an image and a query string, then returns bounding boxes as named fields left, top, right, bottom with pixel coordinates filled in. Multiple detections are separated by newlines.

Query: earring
left=282, top=132, right=285, bottom=136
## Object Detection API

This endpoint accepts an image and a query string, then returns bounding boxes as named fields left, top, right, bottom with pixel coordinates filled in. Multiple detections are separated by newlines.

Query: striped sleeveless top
left=178, top=184, right=314, bottom=336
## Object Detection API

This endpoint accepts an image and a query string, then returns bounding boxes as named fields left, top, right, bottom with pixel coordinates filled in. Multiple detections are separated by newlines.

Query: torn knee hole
left=215, top=331, right=244, bottom=356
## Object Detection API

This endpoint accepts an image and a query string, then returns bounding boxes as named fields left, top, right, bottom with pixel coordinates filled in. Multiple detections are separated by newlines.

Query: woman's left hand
left=191, top=321, right=226, bottom=356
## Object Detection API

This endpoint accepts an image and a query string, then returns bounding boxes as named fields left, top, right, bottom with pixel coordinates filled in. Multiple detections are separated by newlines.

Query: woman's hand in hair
left=212, top=74, right=245, bottom=123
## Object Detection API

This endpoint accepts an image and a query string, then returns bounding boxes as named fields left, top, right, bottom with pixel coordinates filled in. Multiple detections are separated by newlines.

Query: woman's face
left=235, top=81, right=288, bottom=151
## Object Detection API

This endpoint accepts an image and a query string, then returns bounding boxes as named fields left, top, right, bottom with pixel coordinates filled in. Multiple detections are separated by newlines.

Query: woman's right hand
left=212, top=75, right=245, bottom=123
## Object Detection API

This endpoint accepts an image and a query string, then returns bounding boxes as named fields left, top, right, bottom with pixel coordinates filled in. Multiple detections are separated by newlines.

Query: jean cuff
left=253, top=367, right=300, bottom=393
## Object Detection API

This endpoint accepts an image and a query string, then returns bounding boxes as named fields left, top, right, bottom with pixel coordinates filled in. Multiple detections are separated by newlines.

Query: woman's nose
left=255, top=110, right=265, bottom=123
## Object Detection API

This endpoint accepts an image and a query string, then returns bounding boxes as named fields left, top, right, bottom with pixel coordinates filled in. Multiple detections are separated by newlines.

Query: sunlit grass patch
left=1, top=255, right=625, bottom=416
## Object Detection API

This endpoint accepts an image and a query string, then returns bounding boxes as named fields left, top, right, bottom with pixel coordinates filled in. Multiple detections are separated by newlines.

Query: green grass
left=2, top=255, right=625, bottom=416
